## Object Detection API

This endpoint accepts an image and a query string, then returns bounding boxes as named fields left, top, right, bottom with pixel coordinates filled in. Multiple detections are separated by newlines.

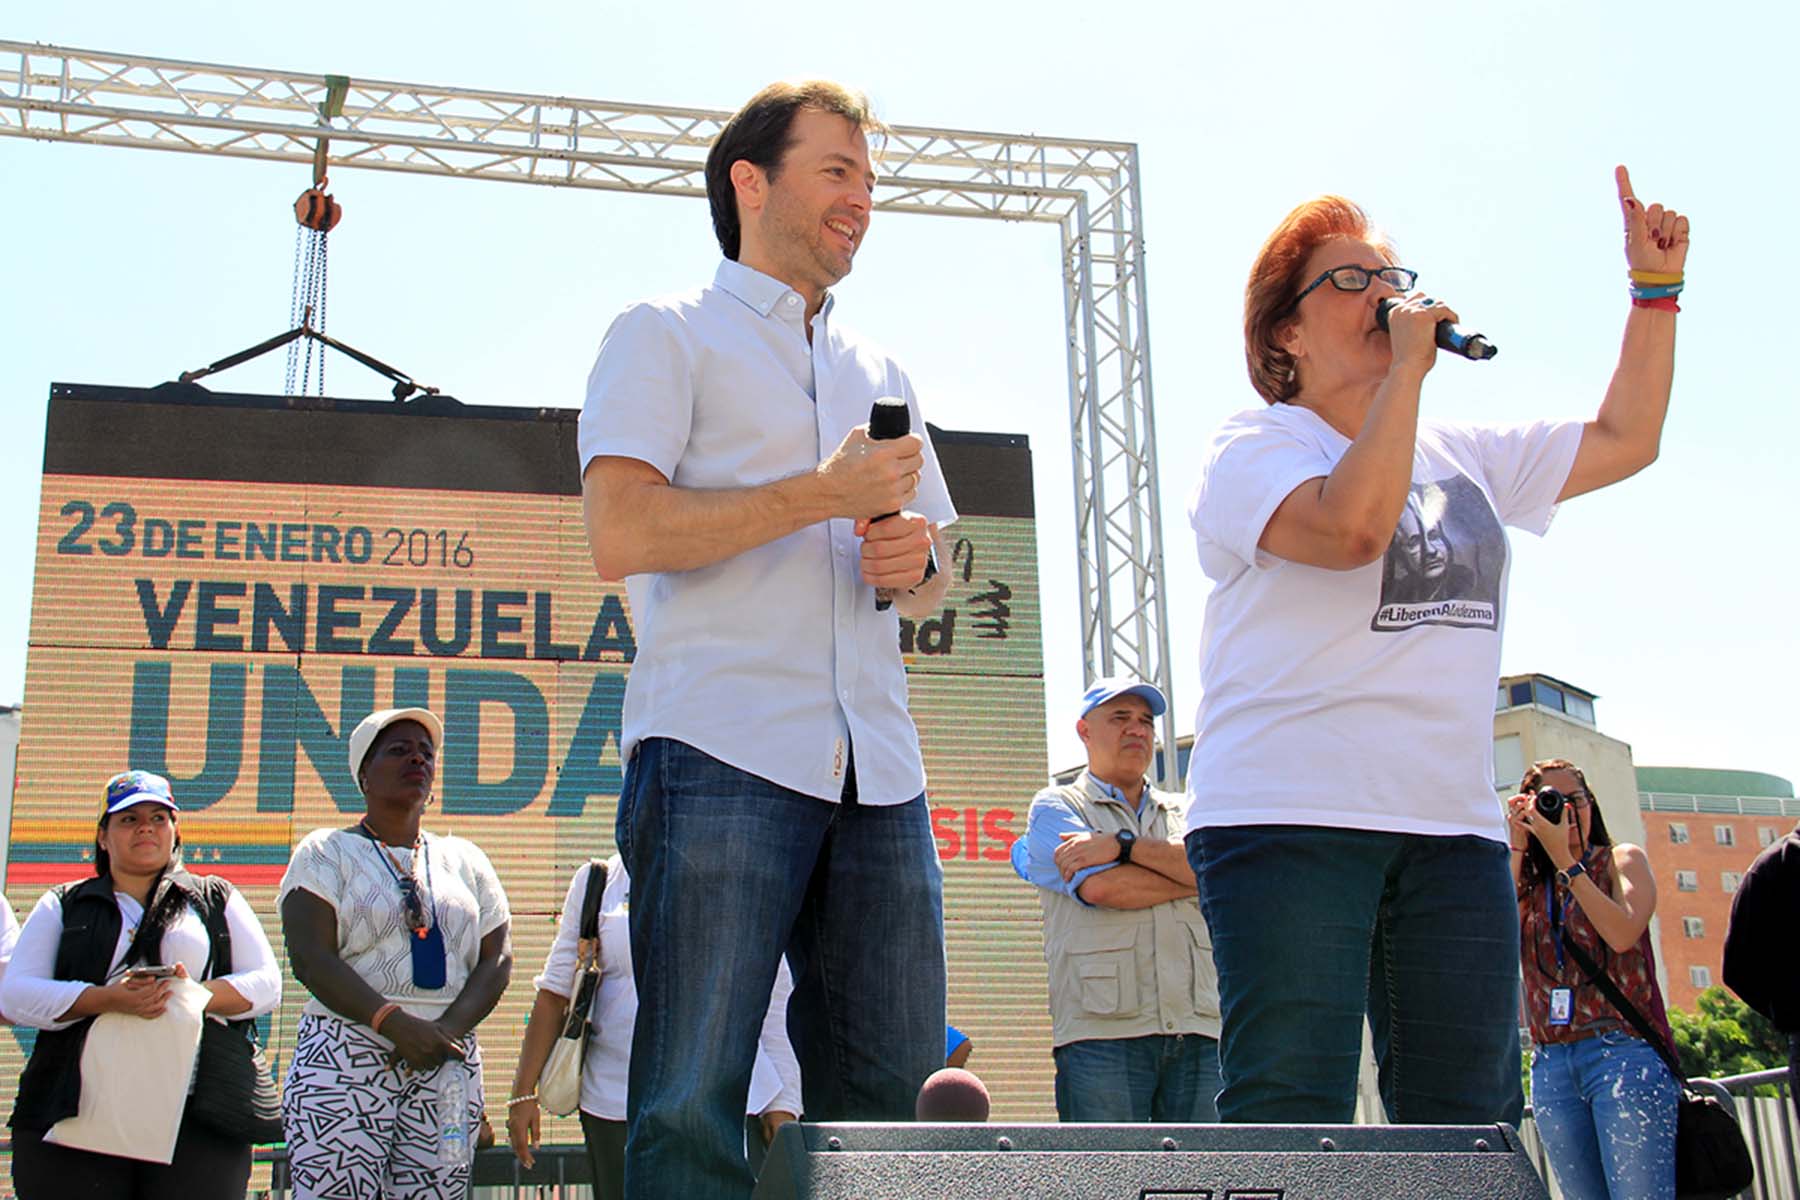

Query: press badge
left=1549, top=987, right=1573, bottom=1026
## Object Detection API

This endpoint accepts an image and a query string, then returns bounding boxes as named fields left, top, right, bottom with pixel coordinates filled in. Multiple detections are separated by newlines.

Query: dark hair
left=1517, top=758, right=1612, bottom=890
left=705, top=80, right=883, bottom=260
left=1242, top=195, right=1398, bottom=405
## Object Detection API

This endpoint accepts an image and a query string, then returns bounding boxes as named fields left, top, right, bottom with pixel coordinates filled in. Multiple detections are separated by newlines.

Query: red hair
left=1243, top=196, right=1396, bottom=404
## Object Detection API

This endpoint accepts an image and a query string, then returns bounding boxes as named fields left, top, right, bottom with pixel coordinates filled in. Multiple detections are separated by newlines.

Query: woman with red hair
left=1181, top=169, right=1686, bottom=1126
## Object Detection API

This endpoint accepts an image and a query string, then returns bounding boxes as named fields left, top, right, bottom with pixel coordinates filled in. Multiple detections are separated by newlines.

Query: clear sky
left=2, top=1, right=1794, bottom=790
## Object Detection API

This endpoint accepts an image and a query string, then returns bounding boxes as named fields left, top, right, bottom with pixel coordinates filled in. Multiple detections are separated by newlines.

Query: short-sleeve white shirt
left=578, top=259, right=958, bottom=804
left=278, top=827, right=510, bottom=1021
left=532, top=857, right=801, bottom=1120
left=1185, top=403, right=1582, bottom=840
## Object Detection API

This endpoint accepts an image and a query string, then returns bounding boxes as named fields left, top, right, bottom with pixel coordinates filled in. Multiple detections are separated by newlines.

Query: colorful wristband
left=506, top=1093, right=539, bottom=1109
left=1633, top=296, right=1681, bottom=313
left=1629, top=269, right=1684, bottom=286
left=1629, top=282, right=1684, bottom=300
left=369, top=1002, right=400, bottom=1034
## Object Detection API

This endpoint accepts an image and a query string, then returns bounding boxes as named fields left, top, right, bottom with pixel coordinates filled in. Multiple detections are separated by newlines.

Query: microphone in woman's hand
left=1376, top=298, right=1499, bottom=361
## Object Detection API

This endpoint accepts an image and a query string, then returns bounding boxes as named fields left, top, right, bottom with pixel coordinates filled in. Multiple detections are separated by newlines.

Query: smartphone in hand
left=125, top=964, right=179, bottom=979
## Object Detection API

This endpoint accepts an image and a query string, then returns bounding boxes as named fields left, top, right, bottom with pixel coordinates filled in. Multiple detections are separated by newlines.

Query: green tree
left=1668, top=986, right=1787, bottom=1082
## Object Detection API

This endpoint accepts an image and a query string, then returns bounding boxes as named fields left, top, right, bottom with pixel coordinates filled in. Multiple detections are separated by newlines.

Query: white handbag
left=539, top=860, right=606, bottom=1117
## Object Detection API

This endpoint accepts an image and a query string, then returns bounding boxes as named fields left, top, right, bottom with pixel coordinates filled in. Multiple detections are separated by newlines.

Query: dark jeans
left=1053, top=1034, right=1222, bottom=1122
left=579, top=1113, right=627, bottom=1200
left=617, top=737, right=947, bottom=1200
left=11, top=1112, right=251, bottom=1200
left=1187, top=824, right=1524, bottom=1126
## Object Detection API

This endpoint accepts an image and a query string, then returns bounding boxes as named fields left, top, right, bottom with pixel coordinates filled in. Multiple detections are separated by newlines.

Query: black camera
left=1534, top=787, right=1568, bottom=823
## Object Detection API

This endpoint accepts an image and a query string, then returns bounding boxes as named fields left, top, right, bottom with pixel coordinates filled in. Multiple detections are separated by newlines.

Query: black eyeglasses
left=1288, top=264, right=1418, bottom=311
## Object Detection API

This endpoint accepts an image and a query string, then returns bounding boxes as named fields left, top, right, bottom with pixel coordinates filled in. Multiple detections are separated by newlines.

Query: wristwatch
left=1556, top=860, right=1587, bottom=887
left=1115, top=829, right=1136, bottom=865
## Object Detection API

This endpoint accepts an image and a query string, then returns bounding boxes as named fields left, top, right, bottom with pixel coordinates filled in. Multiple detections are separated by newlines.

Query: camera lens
left=1534, top=787, right=1567, bottom=822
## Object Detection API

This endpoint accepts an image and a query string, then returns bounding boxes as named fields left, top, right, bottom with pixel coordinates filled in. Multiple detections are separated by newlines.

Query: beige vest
left=1033, top=771, right=1221, bottom=1047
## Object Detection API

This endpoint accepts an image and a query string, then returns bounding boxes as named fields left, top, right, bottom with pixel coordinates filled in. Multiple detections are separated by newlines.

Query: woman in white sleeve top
left=277, top=707, right=512, bottom=1200
left=505, top=855, right=802, bottom=1198
left=1183, top=169, right=1685, bottom=1129
left=1, top=769, right=281, bottom=1200
left=0, top=899, right=21, bottom=1015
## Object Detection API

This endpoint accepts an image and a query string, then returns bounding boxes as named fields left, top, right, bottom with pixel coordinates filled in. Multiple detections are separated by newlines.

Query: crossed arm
left=1065, top=833, right=1197, bottom=910
left=1023, top=795, right=1198, bottom=912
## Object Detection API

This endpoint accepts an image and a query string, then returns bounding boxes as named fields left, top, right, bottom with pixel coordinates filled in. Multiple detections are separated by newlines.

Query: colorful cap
left=103, top=770, right=177, bottom=815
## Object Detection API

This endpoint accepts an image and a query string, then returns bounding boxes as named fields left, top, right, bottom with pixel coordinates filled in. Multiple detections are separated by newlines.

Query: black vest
left=9, top=869, right=229, bottom=1132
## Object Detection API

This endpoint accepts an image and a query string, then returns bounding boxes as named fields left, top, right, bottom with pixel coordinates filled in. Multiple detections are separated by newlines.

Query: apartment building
left=1637, top=766, right=1798, bottom=1012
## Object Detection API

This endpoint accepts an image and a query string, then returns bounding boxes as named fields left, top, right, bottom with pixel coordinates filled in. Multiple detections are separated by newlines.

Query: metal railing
left=252, top=1143, right=596, bottom=1198
left=1711, top=1067, right=1798, bottom=1200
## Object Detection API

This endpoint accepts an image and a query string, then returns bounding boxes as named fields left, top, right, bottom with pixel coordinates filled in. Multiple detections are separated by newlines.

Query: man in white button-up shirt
left=577, top=80, right=956, bottom=1200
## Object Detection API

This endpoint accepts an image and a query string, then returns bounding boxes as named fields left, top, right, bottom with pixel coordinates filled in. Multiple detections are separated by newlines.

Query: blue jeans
left=1053, top=1034, right=1222, bottom=1122
left=1531, top=1031, right=1678, bottom=1200
left=1186, top=824, right=1524, bottom=1126
left=616, top=738, right=947, bottom=1200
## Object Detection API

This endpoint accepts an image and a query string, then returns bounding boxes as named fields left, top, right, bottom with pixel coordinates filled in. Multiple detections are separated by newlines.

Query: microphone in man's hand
left=1375, top=298, right=1499, bottom=361
left=865, top=396, right=935, bottom=611
left=867, top=397, right=910, bottom=523
left=915, top=1068, right=990, bottom=1122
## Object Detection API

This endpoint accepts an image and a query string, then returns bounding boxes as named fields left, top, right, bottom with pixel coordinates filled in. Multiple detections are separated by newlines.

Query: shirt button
left=1166, top=1021, right=1175, bottom=1031
left=785, top=295, right=799, bottom=307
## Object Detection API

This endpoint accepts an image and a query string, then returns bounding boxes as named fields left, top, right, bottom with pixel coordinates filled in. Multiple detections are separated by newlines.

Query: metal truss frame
left=0, top=40, right=1181, bottom=782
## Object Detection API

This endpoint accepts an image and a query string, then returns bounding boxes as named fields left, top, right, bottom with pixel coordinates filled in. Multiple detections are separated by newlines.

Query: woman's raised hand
left=1617, top=165, right=1689, bottom=275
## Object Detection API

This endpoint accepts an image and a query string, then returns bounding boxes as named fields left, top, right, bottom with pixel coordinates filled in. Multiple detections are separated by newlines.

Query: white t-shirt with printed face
left=279, top=827, right=511, bottom=1021
left=1185, top=403, right=1583, bottom=841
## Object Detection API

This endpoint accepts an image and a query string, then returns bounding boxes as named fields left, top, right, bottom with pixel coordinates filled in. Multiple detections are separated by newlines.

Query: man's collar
left=1079, top=768, right=1177, bottom=812
left=714, top=259, right=834, bottom=321
left=1081, top=770, right=1146, bottom=807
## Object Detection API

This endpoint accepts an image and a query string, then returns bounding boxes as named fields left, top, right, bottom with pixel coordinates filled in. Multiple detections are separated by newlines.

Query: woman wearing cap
left=1, top=770, right=282, bottom=1199
left=1183, top=169, right=1686, bottom=1126
left=278, top=708, right=513, bottom=1200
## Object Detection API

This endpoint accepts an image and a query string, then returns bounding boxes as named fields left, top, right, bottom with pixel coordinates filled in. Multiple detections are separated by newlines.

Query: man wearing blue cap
left=1015, top=677, right=1222, bottom=1122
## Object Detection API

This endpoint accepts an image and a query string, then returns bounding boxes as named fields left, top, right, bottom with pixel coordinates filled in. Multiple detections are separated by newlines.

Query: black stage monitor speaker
left=751, top=1122, right=1550, bottom=1199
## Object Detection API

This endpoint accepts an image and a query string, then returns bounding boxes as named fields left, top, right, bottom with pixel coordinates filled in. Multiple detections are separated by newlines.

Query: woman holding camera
left=1510, top=758, right=1676, bottom=1200
left=1182, top=166, right=1686, bottom=1127
left=279, top=708, right=512, bottom=1200
left=1, top=770, right=282, bottom=1200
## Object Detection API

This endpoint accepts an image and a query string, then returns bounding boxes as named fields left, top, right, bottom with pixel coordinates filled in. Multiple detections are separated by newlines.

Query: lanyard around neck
left=358, top=822, right=434, bottom=931
left=359, top=821, right=421, bottom=879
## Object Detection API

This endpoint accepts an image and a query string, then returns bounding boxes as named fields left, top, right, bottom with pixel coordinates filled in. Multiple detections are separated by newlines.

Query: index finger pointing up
left=1616, top=164, right=1638, bottom=213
